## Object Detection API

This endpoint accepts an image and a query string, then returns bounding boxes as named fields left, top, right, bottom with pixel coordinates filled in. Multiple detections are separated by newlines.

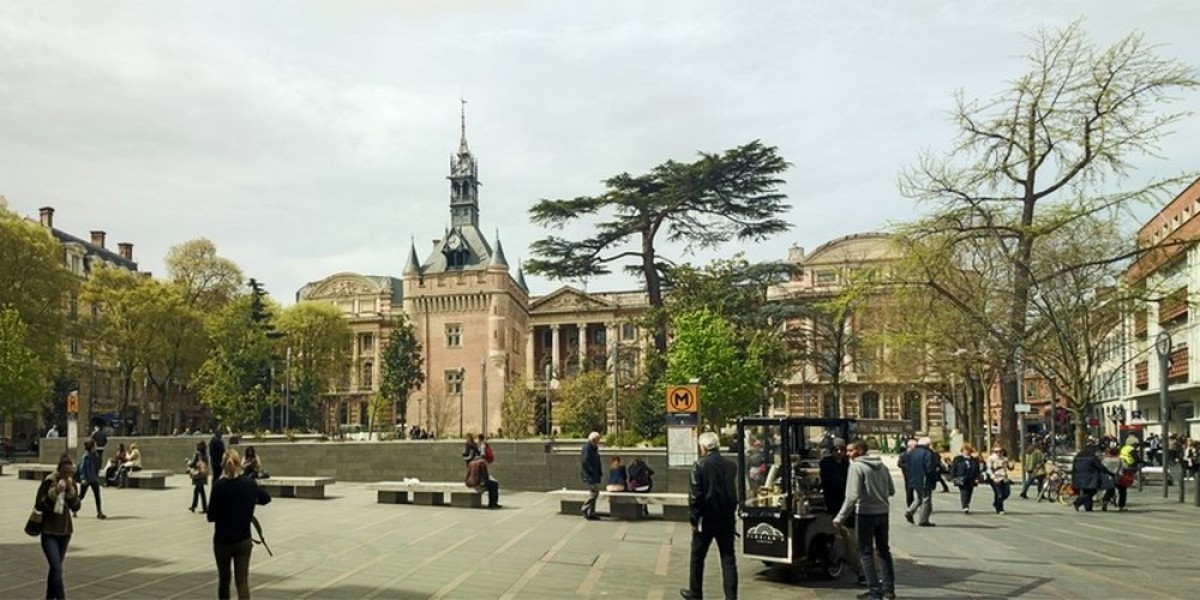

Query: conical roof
left=403, top=239, right=421, bottom=276
left=516, top=263, right=529, bottom=293
left=489, top=234, right=509, bottom=269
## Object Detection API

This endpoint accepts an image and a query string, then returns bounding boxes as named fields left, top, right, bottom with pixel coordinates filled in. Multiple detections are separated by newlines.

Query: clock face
left=447, top=235, right=462, bottom=250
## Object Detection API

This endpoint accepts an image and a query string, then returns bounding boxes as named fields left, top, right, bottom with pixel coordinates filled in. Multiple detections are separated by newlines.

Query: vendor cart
left=736, top=417, right=858, bottom=578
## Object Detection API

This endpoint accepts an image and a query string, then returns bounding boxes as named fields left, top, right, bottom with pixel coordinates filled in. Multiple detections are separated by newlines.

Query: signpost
left=1156, top=331, right=1172, bottom=499
left=66, top=390, right=79, bottom=452
left=666, top=385, right=700, bottom=467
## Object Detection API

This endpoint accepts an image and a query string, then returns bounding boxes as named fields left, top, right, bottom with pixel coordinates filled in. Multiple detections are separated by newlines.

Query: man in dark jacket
left=680, top=431, right=738, bottom=600
left=209, top=431, right=226, bottom=487
left=580, top=431, right=602, bottom=520
left=820, top=438, right=864, bottom=584
left=896, top=439, right=916, bottom=508
left=1071, top=446, right=1110, bottom=512
left=902, top=437, right=939, bottom=526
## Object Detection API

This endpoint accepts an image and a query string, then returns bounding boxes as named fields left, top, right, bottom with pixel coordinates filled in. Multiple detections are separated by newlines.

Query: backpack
left=483, top=444, right=494, bottom=464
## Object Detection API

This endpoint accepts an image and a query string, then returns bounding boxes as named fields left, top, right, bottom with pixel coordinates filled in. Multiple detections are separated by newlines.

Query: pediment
left=309, top=273, right=381, bottom=299
left=530, top=286, right=618, bottom=314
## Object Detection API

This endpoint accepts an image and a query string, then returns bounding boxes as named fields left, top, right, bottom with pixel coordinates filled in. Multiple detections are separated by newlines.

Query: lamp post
left=544, top=363, right=554, bottom=437
left=480, top=358, right=487, bottom=437
left=611, top=342, right=619, bottom=437
left=458, top=366, right=466, bottom=437
left=1156, top=330, right=1172, bottom=499
left=285, top=346, right=292, bottom=430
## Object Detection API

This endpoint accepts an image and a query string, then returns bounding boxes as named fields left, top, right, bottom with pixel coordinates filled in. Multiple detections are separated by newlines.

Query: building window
left=822, top=392, right=840, bottom=418
left=68, top=295, right=78, bottom=320
left=361, top=362, right=373, bottom=390
left=592, top=328, right=605, bottom=345
left=69, top=338, right=81, bottom=356
left=621, top=322, right=636, bottom=341
left=445, top=369, right=463, bottom=395
left=902, top=391, right=922, bottom=432
left=359, top=333, right=374, bottom=354
left=446, top=323, right=462, bottom=347
left=816, top=270, right=836, bottom=285
left=860, top=391, right=881, bottom=419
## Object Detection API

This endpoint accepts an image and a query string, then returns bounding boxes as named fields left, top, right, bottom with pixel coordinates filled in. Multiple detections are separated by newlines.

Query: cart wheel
left=814, top=535, right=846, bottom=580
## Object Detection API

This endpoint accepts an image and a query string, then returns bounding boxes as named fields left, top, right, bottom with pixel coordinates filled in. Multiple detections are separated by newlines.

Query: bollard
left=1180, top=462, right=1187, bottom=504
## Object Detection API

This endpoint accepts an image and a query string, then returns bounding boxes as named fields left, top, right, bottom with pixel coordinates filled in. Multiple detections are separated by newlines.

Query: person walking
left=76, top=440, right=107, bottom=519
left=208, top=448, right=272, bottom=599
left=189, top=441, right=210, bottom=513
left=833, top=439, right=897, bottom=600
left=36, top=456, right=83, bottom=600
left=1019, top=442, right=1046, bottom=499
left=820, top=438, right=865, bottom=585
left=896, top=439, right=917, bottom=509
left=209, top=431, right=226, bottom=488
left=985, top=447, right=1014, bottom=515
left=680, top=432, right=738, bottom=600
left=1099, top=446, right=1124, bottom=511
left=949, top=443, right=983, bottom=514
left=902, top=437, right=939, bottom=527
left=580, top=432, right=602, bottom=521
left=1071, top=444, right=1108, bottom=512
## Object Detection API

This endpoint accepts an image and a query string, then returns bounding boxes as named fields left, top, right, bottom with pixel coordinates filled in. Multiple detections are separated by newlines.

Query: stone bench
left=1140, top=466, right=1173, bottom=486
left=547, top=489, right=690, bottom=521
left=255, top=476, right=336, bottom=499
left=18, top=463, right=57, bottom=481
left=370, top=481, right=488, bottom=508
left=125, top=469, right=173, bottom=489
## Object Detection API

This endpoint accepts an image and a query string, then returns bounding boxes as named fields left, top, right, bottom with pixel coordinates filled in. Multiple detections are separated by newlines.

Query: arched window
left=860, top=391, right=881, bottom=419
left=903, top=391, right=922, bottom=432
left=362, top=361, right=373, bottom=390
left=822, top=391, right=840, bottom=418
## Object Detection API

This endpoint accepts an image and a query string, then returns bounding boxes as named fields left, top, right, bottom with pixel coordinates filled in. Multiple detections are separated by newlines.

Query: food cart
left=736, top=417, right=858, bottom=577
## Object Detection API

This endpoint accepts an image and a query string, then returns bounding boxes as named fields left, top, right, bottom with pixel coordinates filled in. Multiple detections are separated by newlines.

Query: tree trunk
left=641, top=233, right=667, bottom=354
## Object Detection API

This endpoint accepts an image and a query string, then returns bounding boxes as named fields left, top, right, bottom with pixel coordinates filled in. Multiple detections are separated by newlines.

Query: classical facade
left=771, top=232, right=944, bottom=437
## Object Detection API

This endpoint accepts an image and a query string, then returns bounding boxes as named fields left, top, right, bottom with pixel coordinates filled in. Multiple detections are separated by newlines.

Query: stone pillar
left=550, top=324, right=561, bottom=381
left=525, top=327, right=536, bottom=382
left=577, top=322, right=588, bottom=370
left=605, top=322, right=617, bottom=380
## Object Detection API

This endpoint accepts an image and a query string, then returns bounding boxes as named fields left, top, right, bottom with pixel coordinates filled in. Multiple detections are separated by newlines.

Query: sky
left=2, top=1, right=1199, bottom=302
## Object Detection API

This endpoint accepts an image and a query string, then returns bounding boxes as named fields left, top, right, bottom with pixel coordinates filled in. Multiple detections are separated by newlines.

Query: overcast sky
left=3, top=1, right=1199, bottom=302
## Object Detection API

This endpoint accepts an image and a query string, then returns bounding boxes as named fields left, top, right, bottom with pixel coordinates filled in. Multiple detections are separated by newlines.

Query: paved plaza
left=3, top=467, right=1200, bottom=599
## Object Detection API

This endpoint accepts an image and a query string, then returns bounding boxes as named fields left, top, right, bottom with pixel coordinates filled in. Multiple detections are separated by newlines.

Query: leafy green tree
left=276, top=301, right=352, bottom=431
left=899, top=21, right=1198, bottom=453
left=196, top=294, right=276, bottom=432
left=527, top=141, right=791, bottom=354
left=378, top=314, right=424, bottom=433
left=165, top=238, right=243, bottom=313
left=666, top=308, right=768, bottom=428
left=0, top=307, right=45, bottom=423
left=556, top=370, right=611, bottom=437
left=0, top=209, right=75, bottom=370
left=500, top=375, right=537, bottom=439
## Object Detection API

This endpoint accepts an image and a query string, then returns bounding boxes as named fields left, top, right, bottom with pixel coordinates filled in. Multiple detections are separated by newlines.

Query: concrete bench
left=370, top=481, right=488, bottom=508
left=18, top=463, right=57, bottom=481
left=1140, top=466, right=1173, bottom=487
left=256, top=476, right=336, bottom=499
left=547, top=489, right=690, bottom=521
left=125, top=469, right=173, bottom=489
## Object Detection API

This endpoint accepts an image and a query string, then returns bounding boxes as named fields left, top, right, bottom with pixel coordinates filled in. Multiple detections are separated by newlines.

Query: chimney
left=39, top=206, right=54, bottom=228
left=432, top=239, right=441, bottom=248
left=118, top=242, right=133, bottom=261
left=90, top=230, right=107, bottom=249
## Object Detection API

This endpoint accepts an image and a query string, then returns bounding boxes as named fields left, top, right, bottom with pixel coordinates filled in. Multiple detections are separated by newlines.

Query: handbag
left=1117, top=470, right=1135, bottom=488
left=25, top=510, right=44, bottom=537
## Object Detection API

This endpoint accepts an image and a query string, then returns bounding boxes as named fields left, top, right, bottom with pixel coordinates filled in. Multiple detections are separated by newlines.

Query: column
left=525, top=327, right=535, bottom=382
left=605, top=322, right=617, bottom=373
left=550, top=324, right=561, bottom=381
left=577, top=322, right=588, bottom=371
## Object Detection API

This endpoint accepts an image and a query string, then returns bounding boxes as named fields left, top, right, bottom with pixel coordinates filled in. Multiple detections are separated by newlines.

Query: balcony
left=1135, top=361, right=1149, bottom=389
left=1169, top=348, right=1189, bottom=382
left=1159, top=287, right=1189, bottom=324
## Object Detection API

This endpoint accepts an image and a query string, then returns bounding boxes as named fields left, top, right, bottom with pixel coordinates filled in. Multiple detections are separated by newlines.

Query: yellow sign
left=666, top=385, right=699, bottom=414
left=66, top=390, right=79, bottom=415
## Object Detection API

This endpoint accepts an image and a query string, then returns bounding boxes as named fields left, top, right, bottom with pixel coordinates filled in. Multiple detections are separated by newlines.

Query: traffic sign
left=666, top=385, right=700, bottom=414
left=1014, top=403, right=1032, bottom=413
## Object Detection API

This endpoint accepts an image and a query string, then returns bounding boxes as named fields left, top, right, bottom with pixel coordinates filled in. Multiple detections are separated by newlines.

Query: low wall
left=40, top=437, right=692, bottom=493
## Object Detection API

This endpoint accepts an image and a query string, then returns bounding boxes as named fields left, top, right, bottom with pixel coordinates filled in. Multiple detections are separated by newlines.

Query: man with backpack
left=902, top=437, right=940, bottom=527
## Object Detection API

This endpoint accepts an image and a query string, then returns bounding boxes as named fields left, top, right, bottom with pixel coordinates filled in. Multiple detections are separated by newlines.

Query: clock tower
left=449, top=99, right=480, bottom=229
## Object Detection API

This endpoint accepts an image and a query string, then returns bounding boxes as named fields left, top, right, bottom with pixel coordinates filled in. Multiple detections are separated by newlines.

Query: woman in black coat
left=208, top=448, right=271, bottom=599
left=1071, top=446, right=1111, bottom=512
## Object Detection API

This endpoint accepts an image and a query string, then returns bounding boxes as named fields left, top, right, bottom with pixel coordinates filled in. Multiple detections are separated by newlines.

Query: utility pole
left=480, top=358, right=487, bottom=436
left=1156, top=330, right=1171, bottom=499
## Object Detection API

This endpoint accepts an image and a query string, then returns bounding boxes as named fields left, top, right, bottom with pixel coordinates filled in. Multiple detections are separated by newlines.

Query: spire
left=489, top=231, right=509, bottom=270
left=458, top=98, right=470, bottom=156
left=516, top=261, right=529, bottom=293
left=403, top=238, right=421, bottom=277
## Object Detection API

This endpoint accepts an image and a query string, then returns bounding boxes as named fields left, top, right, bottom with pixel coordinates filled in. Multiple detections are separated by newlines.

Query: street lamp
left=458, top=366, right=466, bottom=437
left=1156, top=330, right=1172, bottom=499
left=544, top=362, right=554, bottom=437
left=480, top=358, right=487, bottom=436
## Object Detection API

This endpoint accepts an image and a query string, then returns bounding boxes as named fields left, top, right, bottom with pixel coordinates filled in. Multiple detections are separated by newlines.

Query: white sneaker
left=998, top=510, right=1006, bottom=515
left=963, top=508, right=970, bottom=514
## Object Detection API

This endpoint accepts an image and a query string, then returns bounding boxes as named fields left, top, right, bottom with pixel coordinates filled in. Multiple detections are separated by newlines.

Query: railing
left=1135, top=361, right=1149, bottom=389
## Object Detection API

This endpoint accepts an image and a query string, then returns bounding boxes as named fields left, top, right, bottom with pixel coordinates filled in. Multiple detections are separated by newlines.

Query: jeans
left=1074, top=488, right=1098, bottom=511
left=906, top=486, right=933, bottom=524
left=958, top=484, right=975, bottom=510
left=1102, top=486, right=1128, bottom=508
left=485, top=479, right=499, bottom=507
left=856, top=513, right=895, bottom=597
left=688, top=521, right=737, bottom=599
left=1020, top=474, right=1044, bottom=498
left=213, top=538, right=253, bottom=600
left=78, top=481, right=103, bottom=515
left=990, top=480, right=1011, bottom=513
left=41, top=533, right=70, bottom=600
left=581, top=483, right=599, bottom=518
left=191, top=483, right=208, bottom=511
